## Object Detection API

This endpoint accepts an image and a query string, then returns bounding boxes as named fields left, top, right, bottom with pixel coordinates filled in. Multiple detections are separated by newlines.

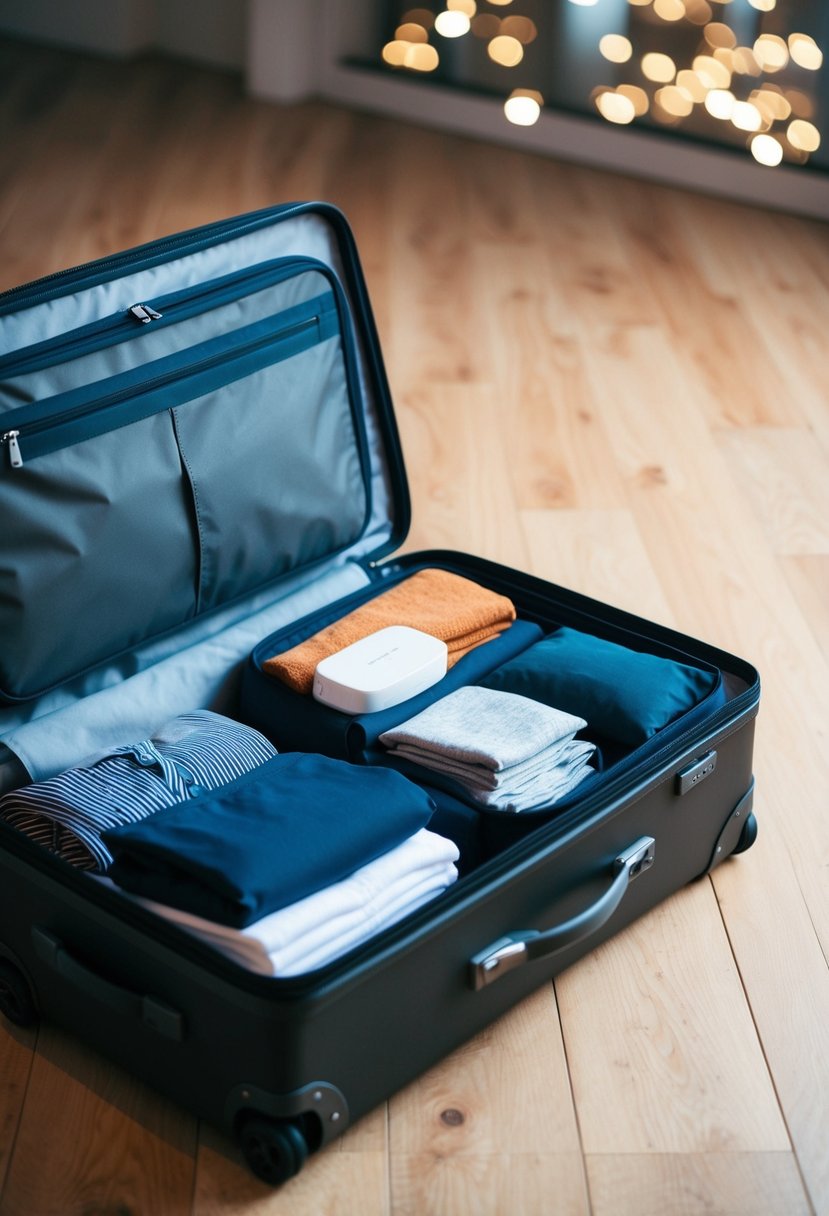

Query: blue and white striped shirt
left=0, top=710, right=276, bottom=872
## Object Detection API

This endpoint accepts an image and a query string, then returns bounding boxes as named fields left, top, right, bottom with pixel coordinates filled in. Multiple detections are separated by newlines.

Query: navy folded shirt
left=103, top=752, right=436, bottom=927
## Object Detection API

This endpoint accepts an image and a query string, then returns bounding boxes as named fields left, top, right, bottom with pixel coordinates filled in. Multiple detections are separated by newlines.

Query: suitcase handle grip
left=31, top=926, right=185, bottom=1041
left=468, top=836, right=655, bottom=990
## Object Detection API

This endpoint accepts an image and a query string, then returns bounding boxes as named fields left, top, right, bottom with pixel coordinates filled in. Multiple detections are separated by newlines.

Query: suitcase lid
left=0, top=203, right=409, bottom=719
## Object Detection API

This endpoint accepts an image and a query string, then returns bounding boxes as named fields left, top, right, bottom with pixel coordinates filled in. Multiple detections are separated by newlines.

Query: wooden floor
left=1, top=38, right=828, bottom=1216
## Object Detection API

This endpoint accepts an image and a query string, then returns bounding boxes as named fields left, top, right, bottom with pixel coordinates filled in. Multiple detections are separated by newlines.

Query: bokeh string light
left=379, top=2, right=824, bottom=168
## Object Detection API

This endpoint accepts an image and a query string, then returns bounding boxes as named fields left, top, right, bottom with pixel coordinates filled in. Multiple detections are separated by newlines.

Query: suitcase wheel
left=0, top=958, right=39, bottom=1028
left=732, top=810, right=758, bottom=855
left=237, top=1114, right=309, bottom=1185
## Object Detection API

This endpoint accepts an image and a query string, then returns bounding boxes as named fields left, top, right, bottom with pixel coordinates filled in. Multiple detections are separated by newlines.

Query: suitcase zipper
left=128, top=303, right=163, bottom=323
left=0, top=255, right=329, bottom=381
left=2, top=305, right=328, bottom=468
left=4, top=429, right=21, bottom=468
left=0, top=201, right=318, bottom=313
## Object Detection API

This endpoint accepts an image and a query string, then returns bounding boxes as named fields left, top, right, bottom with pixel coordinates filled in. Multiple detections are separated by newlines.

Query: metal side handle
left=32, top=926, right=185, bottom=1041
left=469, top=836, right=655, bottom=990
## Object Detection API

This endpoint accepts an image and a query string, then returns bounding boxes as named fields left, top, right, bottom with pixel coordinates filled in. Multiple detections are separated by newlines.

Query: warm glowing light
left=676, top=70, right=706, bottom=102
left=434, top=9, right=470, bottom=37
left=787, top=119, right=820, bottom=152
left=683, top=0, right=712, bottom=23
left=567, top=0, right=599, bottom=6
left=404, top=43, right=439, bottom=70
left=731, top=101, right=762, bottom=131
left=486, top=0, right=513, bottom=5
left=617, top=84, right=649, bottom=115
left=448, top=0, right=476, bottom=13
left=653, top=0, right=685, bottom=21
left=382, top=41, right=409, bottom=66
left=732, top=46, right=761, bottom=76
left=692, top=54, right=730, bottom=89
left=656, top=85, right=693, bottom=116
left=500, top=16, right=537, bottom=44
left=596, top=91, right=636, bottom=124
left=599, top=34, right=633, bottom=64
left=641, top=52, right=676, bottom=83
left=704, top=88, right=735, bottom=120
left=504, top=90, right=543, bottom=126
left=786, top=89, right=814, bottom=119
left=488, top=34, right=523, bottom=66
left=789, top=34, right=823, bottom=71
left=626, top=0, right=652, bottom=6
left=704, top=23, right=736, bottom=50
left=753, top=34, right=788, bottom=72
left=396, top=23, right=428, bottom=43
left=747, top=0, right=776, bottom=9
left=753, top=87, right=791, bottom=120
left=750, top=134, right=783, bottom=166
left=472, top=14, right=500, bottom=38
left=713, top=48, right=735, bottom=73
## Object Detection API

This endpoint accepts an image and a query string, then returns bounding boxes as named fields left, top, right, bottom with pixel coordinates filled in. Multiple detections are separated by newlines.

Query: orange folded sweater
left=263, top=568, right=517, bottom=695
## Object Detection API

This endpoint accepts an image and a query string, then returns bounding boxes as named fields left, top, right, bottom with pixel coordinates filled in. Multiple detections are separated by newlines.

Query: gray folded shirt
left=379, top=685, right=595, bottom=812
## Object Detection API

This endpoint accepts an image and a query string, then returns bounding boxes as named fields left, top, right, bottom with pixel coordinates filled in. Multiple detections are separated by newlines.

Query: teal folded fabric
left=481, top=627, right=717, bottom=746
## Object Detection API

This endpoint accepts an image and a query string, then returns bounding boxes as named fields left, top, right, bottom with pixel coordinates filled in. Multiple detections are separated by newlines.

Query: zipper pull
left=129, top=303, right=163, bottom=324
left=3, top=429, right=22, bottom=468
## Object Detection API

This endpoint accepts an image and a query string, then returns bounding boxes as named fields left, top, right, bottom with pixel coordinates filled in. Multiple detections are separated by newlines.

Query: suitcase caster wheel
left=0, top=959, right=38, bottom=1027
left=732, top=811, right=758, bottom=855
left=238, top=1115, right=309, bottom=1185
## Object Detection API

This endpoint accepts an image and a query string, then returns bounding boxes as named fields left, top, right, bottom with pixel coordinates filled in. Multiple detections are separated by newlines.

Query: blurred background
left=0, top=0, right=826, bottom=219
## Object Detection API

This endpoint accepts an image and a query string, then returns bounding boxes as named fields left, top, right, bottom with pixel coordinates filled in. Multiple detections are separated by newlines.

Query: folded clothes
left=103, top=752, right=436, bottom=927
left=100, top=827, right=459, bottom=976
left=481, top=627, right=719, bottom=746
left=262, top=569, right=516, bottom=695
left=0, top=710, right=277, bottom=871
left=379, top=686, right=595, bottom=813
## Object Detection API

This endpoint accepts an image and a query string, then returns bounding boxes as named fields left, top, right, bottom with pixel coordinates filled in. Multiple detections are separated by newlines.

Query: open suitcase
left=0, top=203, right=759, bottom=1185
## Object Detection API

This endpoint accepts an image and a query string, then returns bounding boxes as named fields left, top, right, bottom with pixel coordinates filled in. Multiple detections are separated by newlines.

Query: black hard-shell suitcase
left=0, top=203, right=759, bottom=1185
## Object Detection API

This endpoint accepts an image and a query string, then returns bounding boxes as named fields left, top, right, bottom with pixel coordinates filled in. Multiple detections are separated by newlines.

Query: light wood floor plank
left=193, top=1120, right=389, bottom=1216
left=710, top=818, right=829, bottom=1213
left=557, top=880, right=791, bottom=1156
left=0, top=1025, right=196, bottom=1216
left=780, top=555, right=829, bottom=661
left=389, top=986, right=581, bottom=1158
left=716, top=428, right=829, bottom=557
left=521, top=507, right=673, bottom=622
left=389, top=987, right=588, bottom=1215
left=397, top=383, right=531, bottom=566
left=0, top=1022, right=36, bottom=1197
left=586, top=1151, right=811, bottom=1216
left=391, top=1152, right=589, bottom=1216
left=475, top=244, right=629, bottom=512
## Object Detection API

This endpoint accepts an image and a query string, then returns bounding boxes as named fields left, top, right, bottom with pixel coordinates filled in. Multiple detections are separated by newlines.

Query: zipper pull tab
left=129, top=303, right=163, bottom=324
left=3, top=429, right=22, bottom=468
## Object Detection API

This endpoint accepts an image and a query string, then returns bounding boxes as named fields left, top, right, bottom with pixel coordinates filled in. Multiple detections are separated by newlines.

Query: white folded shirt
left=98, top=827, right=459, bottom=976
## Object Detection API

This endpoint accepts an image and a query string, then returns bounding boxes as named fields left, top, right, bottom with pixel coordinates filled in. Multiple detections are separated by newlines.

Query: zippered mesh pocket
left=0, top=262, right=370, bottom=701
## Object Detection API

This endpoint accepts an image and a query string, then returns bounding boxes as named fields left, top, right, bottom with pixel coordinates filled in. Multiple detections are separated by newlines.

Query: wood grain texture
left=586, top=1152, right=811, bottom=1216
left=0, top=36, right=828, bottom=1216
